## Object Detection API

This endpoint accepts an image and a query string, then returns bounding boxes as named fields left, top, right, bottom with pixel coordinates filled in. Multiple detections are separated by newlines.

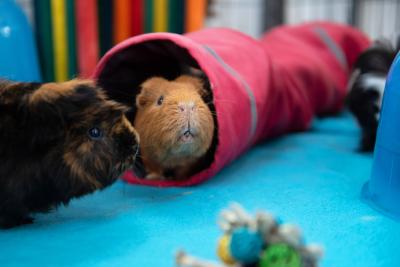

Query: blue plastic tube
left=362, top=51, right=400, bottom=220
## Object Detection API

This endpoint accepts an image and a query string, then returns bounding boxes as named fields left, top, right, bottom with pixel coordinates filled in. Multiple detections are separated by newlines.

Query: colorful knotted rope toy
left=176, top=203, right=323, bottom=267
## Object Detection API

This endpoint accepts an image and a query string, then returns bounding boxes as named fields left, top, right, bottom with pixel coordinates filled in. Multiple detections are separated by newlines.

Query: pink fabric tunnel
left=93, top=22, right=370, bottom=187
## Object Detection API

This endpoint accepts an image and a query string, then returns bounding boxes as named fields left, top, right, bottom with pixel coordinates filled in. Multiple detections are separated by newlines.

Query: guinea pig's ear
left=62, top=81, right=132, bottom=121
left=175, top=75, right=208, bottom=98
left=28, top=79, right=98, bottom=106
left=29, top=79, right=105, bottom=123
left=68, top=80, right=104, bottom=107
left=137, top=77, right=167, bottom=108
left=136, top=92, right=148, bottom=108
left=73, top=84, right=130, bottom=114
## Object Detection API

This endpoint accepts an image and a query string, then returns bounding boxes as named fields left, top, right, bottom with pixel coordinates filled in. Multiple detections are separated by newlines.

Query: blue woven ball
left=229, top=227, right=264, bottom=264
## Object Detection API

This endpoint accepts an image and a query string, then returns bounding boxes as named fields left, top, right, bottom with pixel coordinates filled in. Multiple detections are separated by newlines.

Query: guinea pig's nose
left=178, top=102, right=195, bottom=112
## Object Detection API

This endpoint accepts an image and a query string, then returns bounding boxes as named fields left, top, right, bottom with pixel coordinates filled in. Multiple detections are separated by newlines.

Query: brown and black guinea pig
left=134, top=75, right=214, bottom=180
left=0, top=79, right=139, bottom=229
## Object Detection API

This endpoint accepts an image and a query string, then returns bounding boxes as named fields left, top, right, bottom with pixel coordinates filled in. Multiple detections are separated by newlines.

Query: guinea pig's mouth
left=119, top=155, right=136, bottom=173
left=117, top=145, right=140, bottom=175
left=179, top=129, right=196, bottom=143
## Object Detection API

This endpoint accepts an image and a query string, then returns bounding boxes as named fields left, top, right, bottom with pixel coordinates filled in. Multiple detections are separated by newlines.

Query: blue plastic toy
left=362, top=51, right=400, bottom=220
left=0, top=0, right=40, bottom=82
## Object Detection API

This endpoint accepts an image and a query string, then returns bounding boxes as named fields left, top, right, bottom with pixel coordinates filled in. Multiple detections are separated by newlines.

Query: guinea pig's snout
left=178, top=101, right=195, bottom=113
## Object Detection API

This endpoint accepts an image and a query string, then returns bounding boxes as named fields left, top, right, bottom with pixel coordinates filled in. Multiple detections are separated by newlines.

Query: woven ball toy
left=259, top=243, right=301, bottom=267
left=176, top=203, right=323, bottom=267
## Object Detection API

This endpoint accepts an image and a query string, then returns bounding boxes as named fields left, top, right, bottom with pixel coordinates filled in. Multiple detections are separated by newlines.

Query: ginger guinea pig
left=134, top=75, right=214, bottom=180
left=0, top=79, right=139, bottom=228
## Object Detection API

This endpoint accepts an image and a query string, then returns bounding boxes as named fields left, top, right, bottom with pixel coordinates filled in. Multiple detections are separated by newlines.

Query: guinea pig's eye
left=157, top=95, right=164, bottom=106
left=88, top=127, right=103, bottom=140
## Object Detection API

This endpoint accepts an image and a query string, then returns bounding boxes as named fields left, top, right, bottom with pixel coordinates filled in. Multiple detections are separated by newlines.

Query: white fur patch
left=360, top=73, right=386, bottom=119
left=359, top=73, right=386, bottom=98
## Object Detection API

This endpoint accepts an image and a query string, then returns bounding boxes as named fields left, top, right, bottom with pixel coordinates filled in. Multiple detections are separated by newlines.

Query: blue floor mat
left=1, top=113, right=399, bottom=267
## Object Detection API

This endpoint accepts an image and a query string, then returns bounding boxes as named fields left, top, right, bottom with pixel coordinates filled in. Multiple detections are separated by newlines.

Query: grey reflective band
left=313, top=26, right=348, bottom=70
left=203, top=45, right=258, bottom=142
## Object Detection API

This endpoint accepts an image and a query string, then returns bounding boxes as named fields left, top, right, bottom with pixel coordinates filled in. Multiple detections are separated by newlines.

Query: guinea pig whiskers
left=133, top=145, right=140, bottom=159
left=204, top=110, right=217, bottom=116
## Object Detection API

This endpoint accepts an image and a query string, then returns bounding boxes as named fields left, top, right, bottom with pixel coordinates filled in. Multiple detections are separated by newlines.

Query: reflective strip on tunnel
left=313, top=26, right=348, bottom=71
left=203, top=45, right=258, bottom=143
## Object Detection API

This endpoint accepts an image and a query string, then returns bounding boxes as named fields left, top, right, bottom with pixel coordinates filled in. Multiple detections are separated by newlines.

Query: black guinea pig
left=347, top=39, right=398, bottom=151
left=0, top=79, right=139, bottom=228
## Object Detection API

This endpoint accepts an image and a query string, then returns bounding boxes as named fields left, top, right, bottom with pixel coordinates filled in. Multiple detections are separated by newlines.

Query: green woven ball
left=259, top=243, right=301, bottom=267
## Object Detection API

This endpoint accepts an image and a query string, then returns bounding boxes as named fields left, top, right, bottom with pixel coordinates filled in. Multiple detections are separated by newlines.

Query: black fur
left=0, top=80, right=139, bottom=228
left=347, top=40, right=398, bottom=151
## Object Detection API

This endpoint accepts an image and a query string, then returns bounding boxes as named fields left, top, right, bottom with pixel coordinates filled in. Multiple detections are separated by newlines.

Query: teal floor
left=1, top=113, right=399, bottom=267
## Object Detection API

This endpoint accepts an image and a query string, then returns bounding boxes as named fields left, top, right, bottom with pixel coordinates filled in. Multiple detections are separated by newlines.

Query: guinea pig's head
left=27, top=79, right=139, bottom=191
left=134, top=75, right=214, bottom=161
